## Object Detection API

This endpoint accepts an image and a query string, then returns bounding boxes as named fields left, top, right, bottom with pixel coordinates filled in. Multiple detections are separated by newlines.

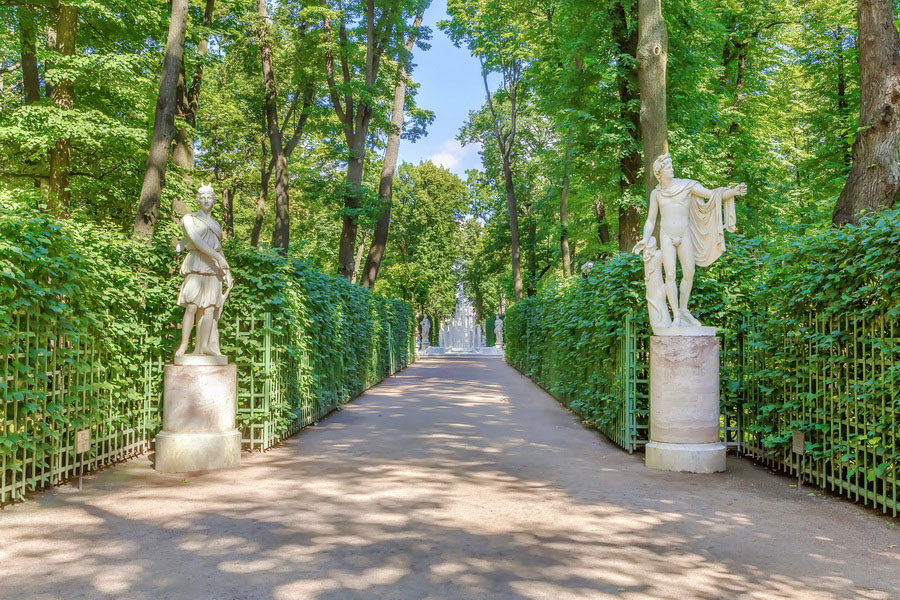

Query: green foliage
left=0, top=193, right=414, bottom=505
left=505, top=214, right=899, bottom=512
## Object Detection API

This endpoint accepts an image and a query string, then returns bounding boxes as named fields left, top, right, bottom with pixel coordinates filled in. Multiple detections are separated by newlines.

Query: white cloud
left=427, top=139, right=480, bottom=171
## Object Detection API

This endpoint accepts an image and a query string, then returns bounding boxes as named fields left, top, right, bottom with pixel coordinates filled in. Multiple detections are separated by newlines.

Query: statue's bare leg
left=175, top=305, right=197, bottom=356
left=193, top=307, right=214, bottom=355
left=676, top=238, right=702, bottom=326
left=660, top=232, right=680, bottom=326
left=207, top=317, right=223, bottom=356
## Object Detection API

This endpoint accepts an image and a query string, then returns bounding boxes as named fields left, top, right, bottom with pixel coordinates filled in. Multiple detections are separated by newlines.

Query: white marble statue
left=420, top=315, right=431, bottom=347
left=493, top=316, right=504, bottom=346
left=174, top=183, right=234, bottom=359
left=633, top=154, right=746, bottom=329
left=639, top=236, right=672, bottom=329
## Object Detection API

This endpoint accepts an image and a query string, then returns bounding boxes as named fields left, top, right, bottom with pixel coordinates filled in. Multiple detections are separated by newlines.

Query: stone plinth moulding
left=644, top=331, right=726, bottom=473
left=155, top=363, right=241, bottom=473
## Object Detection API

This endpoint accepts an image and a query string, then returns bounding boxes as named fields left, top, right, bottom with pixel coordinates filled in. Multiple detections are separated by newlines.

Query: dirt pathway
left=0, top=357, right=897, bottom=600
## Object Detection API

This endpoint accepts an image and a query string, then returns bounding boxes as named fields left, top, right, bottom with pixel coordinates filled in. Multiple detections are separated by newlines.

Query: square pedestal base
left=155, top=429, right=241, bottom=473
left=645, top=441, right=726, bottom=473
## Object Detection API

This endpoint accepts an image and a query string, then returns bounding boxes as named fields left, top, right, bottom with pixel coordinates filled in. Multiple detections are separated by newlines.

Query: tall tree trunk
left=502, top=160, right=524, bottom=300
left=361, top=13, right=423, bottom=288
left=559, top=139, right=572, bottom=276
left=18, top=6, right=40, bottom=105
left=172, top=0, right=216, bottom=218
left=132, top=0, right=189, bottom=238
left=835, top=26, right=852, bottom=168
left=636, top=0, right=669, bottom=199
left=47, top=3, right=77, bottom=217
left=594, top=193, right=611, bottom=252
left=833, top=0, right=900, bottom=225
left=250, top=136, right=268, bottom=248
left=612, top=0, right=644, bottom=251
left=222, top=188, right=234, bottom=240
left=257, top=0, right=290, bottom=251
left=526, top=208, right=536, bottom=296
left=350, top=230, right=368, bottom=284
left=339, top=136, right=367, bottom=276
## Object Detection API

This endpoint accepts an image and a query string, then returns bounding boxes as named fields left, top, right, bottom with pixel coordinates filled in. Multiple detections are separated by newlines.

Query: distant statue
left=420, top=315, right=431, bottom=348
left=633, top=154, right=746, bottom=329
left=493, top=316, right=504, bottom=346
left=174, top=184, right=234, bottom=358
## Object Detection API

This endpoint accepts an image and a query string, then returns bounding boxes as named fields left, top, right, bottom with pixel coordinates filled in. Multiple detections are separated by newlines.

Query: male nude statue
left=633, top=154, right=747, bottom=328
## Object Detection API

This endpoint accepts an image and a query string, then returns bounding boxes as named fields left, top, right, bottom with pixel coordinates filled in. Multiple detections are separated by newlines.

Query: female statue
left=174, top=184, right=234, bottom=359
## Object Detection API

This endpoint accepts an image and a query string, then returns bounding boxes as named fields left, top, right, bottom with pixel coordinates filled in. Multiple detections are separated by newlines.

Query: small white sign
left=792, top=432, right=805, bottom=455
left=75, top=429, right=90, bottom=455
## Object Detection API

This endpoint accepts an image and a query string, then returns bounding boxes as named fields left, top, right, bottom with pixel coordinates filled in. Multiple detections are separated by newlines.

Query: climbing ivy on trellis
left=0, top=194, right=415, bottom=506
left=505, top=211, right=899, bottom=515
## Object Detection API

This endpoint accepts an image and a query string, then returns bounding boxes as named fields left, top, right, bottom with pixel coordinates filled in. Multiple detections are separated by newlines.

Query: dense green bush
left=505, top=212, right=899, bottom=511
left=1, top=193, right=414, bottom=505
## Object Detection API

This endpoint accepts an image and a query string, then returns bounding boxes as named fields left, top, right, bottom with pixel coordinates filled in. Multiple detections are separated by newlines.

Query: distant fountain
left=423, top=284, right=500, bottom=356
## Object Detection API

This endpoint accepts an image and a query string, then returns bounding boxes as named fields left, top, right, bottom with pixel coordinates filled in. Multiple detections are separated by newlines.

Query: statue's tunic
left=656, top=179, right=737, bottom=267
left=177, top=213, right=224, bottom=310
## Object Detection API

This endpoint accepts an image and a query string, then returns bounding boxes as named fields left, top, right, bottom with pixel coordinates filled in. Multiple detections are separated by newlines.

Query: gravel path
left=0, top=357, right=897, bottom=600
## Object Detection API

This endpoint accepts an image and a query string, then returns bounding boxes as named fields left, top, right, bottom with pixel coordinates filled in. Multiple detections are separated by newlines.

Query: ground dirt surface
left=1, top=357, right=898, bottom=600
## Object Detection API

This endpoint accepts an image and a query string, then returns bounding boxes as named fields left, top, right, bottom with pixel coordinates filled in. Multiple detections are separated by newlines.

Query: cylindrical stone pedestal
left=645, top=333, right=726, bottom=473
left=155, top=363, right=241, bottom=473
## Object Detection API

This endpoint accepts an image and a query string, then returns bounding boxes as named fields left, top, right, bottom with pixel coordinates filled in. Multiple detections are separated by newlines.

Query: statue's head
left=197, top=183, right=216, bottom=211
left=652, top=154, right=673, bottom=182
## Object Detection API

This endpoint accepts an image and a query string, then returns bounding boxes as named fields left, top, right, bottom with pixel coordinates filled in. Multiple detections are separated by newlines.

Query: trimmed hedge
left=0, top=194, right=415, bottom=505
left=506, top=211, right=899, bottom=513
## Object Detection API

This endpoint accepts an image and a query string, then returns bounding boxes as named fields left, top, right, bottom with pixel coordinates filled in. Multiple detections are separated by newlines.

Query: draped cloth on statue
left=657, top=180, right=737, bottom=267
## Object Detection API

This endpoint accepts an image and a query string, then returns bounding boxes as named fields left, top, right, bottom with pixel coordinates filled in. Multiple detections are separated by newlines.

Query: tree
left=47, top=2, right=77, bottom=216
left=256, top=0, right=290, bottom=252
left=171, top=0, right=216, bottom=218
left=133, top=0, right=190, bottom=238
left=443, top=0, right=528, bottom=300
left=323, top=0, right=430, bottom=279
left=833, top=0, right=900, bottom=224
left=637, top=0, right=669, bottom=199
left=360, top=11, right=424, bottom=288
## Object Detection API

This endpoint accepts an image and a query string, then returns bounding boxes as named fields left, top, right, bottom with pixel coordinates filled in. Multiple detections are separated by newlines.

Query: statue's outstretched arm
left=694, top=182, right=747, bottom=200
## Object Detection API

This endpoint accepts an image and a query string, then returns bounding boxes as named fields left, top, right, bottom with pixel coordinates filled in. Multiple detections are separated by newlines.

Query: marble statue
left=633, top=154, right=746, bottom=329
left=640, top=236, right=672, bottom=329
left=493, top=316, right=504, bottom=346
left=420, top=315, right=431, bottom=347
left=174, top=183, right=234, bottom=359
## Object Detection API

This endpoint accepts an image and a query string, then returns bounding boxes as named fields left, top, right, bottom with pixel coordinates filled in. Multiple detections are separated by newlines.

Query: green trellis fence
left=2, top=311, right=414, bottom=507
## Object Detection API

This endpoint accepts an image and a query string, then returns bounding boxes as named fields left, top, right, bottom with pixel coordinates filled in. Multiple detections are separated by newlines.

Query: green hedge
left=505, top=211, right=899, bottom=514
left=0, top=194, right=415, bottom=505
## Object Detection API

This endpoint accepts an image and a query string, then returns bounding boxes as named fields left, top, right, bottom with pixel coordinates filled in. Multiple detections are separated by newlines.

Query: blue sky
left=396, top=0, right=485, bottom=176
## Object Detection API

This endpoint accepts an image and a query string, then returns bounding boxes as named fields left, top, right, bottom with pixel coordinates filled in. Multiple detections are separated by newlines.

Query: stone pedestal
left=155, top=363, right=241, bottom=473
left=645, top=331, right=726, bottom=473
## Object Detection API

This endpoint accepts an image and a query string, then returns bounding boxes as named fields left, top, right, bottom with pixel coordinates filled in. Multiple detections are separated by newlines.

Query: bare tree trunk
left=47, top=2, right=77, bottom=217
left=361, top=13, right=423, bottom=288
left=133, top=0, right=189, bottom=238
left=250, top=136, right=268, bottom=248
left=18, top=6, right=40, bottom=105
left=833, top=0, right=900, bottom=225
left=257, top=0, right=290, bottom=252
left=612, top=0, right=644, bottom=251
left=172, top=0, right=215, bottom=218
left=593, top=194, right=611, bottom=249
left=222, top=188, right=234, bottom=239
left=350, top=230, right=368, bottom=284
left=637, top=0, right=669, bottom=199
left=559, top=139, right=572, bottom=276
left=339, top=134, right=367, bottom=276
left=503, top=161, right=524, bottom=300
